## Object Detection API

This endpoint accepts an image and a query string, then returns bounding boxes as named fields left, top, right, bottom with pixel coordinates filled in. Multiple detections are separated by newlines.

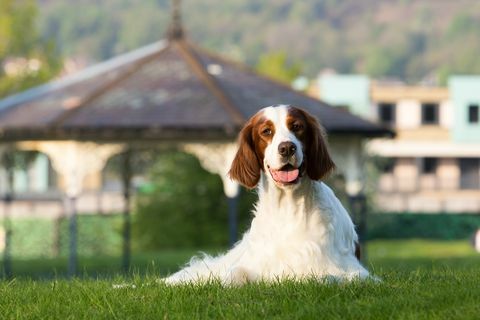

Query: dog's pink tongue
left=272, top=169, right=299, bottom=183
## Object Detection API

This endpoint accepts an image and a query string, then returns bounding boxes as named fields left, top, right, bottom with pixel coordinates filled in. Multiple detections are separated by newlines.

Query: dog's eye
left=262, top=128, right=272, bottom=136
left=291, top=123, right=303, bottom=131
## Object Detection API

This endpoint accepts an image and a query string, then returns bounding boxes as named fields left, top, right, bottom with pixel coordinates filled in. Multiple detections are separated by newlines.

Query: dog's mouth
left=268, top=163, right=304, bottom=185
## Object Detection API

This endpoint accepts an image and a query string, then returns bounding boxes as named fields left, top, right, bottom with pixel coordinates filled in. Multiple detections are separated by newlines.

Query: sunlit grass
left=1, top=269, right=479, bottom=319
left=368, top=239, right=478, bottom=259
left=1, top=240, right=479, bottom=319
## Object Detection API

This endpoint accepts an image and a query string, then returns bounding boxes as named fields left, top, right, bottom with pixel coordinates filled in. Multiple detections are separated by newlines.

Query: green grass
left=1, top=271, right=479, bottom=320
left=369, top=239, right=478, bottom=259
left=7, top=250, right=201, bottom=279
left=1, top=240, right=480, bottom=319
left=368, top=239, right=480, bottom=272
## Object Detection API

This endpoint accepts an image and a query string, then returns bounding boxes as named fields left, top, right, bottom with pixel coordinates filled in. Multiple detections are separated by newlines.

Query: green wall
left=449, top=76, right=480, bottom=143
left=319, top=74, right=371, bottom=118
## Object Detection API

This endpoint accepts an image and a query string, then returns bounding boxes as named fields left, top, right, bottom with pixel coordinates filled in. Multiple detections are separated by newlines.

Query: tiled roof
left=0, top=39, right=391, bottom=141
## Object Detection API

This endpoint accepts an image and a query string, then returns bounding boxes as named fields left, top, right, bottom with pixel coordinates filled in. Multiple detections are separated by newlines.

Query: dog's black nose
left=278, top=141, right=297, bottom=157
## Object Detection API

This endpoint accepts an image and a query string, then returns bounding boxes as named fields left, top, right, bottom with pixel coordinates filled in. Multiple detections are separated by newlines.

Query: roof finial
left=167, top=0, right=184, bottom=40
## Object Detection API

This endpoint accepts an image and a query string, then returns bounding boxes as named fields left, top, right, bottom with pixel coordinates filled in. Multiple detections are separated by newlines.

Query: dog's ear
left=300, top=109, right=335, bottom=180
left=228, top=120, right=262, bottom=189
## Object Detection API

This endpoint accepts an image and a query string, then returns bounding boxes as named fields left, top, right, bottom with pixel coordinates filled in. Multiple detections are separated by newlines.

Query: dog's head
left=229, top=105, right=335, bottom=189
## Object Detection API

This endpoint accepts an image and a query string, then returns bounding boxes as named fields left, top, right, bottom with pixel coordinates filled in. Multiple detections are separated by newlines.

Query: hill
left=37, top=0, right=480, bottom=83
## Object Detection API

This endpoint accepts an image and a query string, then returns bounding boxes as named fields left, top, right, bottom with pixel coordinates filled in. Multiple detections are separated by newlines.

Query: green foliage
left=0, top=0, right=61, bottom=98
left=9, top=218, right=56, bottom=259
left=255, top=52, right=302, bottom=84
left=364, top=47, right=396, bottom=77
left=447, top=13, right=477, bottom=38
left=367, top=213, right=480, bottom=240
left=4, top=215, right=123, bottom=259
left=58, top=215, right=123, bottom=257
left=35, top=0, right=480, bottom=83
left=133, top=151, right=256, bottom=250
left=1, top=150, right=40, bottom=173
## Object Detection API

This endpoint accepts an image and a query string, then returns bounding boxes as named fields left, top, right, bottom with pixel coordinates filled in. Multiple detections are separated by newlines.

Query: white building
left=313, top=74, right=480, bottom=213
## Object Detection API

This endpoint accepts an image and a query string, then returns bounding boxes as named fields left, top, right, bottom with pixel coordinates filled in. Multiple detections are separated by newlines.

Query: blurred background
left=0, top=0, right=479, bottom=279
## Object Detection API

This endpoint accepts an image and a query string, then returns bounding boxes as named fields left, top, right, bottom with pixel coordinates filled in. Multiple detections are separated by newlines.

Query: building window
left=468, top=104, right=479, bottom=124
left=421, top=157, right=437, bottom=174
left=460, top=158, right=480, bottom=189
left=378, top=103, right=395, bottom=125
left=421, top=103, right=439, bottom=125
left=376, top=157, right=395, bottom=174
left=383, top=158, right=395, bottom=174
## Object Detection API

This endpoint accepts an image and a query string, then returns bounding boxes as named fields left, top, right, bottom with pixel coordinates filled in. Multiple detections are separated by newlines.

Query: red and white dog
left=165, top=105, right=369, bottom=284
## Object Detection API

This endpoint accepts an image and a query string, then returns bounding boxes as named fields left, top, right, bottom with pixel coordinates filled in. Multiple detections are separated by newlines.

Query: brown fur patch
left=229, top=112, right=270, bottom=188
left=287, top=107, right=336, bottom=180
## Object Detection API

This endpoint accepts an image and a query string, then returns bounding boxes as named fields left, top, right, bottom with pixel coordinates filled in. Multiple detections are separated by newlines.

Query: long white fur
left=164, top=106, right=369, bottom=285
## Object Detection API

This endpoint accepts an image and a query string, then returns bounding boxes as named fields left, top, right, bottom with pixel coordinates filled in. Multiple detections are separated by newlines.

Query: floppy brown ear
left=228, top=121, right=262, bottom=189
left=301, top=109, right=336, bottom=180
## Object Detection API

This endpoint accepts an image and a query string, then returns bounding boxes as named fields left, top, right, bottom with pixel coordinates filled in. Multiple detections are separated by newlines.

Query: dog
left=165, top=105, right=369, bottom=284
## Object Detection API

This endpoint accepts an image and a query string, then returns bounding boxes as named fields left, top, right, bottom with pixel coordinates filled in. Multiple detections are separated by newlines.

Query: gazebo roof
left=0, top=38, right=391, bottom=142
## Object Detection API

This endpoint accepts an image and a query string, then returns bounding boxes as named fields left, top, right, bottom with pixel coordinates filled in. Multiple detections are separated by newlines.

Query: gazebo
left=0, top=1, right=391, bottom=277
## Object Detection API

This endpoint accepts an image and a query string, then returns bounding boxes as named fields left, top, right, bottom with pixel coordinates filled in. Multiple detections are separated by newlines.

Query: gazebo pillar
left=17, top=141, right=123, bottom=277
left=182, top=142, right=240, bottom=246
left=330, top=135, right=368, bottom=260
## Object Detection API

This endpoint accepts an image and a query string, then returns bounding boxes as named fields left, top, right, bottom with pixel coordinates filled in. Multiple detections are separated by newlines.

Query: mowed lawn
left=1, top=240, right=480, bottom=319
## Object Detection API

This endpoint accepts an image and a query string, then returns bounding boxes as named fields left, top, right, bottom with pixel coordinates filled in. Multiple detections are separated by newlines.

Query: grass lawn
left=1, top=240, right=479, bottom=319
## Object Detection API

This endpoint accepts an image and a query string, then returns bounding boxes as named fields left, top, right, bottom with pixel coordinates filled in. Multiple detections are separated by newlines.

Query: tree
left=0, top=0, right=61, bottom=98
left=255, top=52, right=302, bottom=85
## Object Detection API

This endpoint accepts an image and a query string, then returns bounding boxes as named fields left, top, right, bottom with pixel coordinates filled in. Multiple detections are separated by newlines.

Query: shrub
left=367, top=213, right=480, bottom=240
left=2, top=215, right=123, bottom=259
left=9, top=218, right=55, bottom=259
left=58, top=214, right=123, bottom=257
left=132, top=151, right=255, bottom=250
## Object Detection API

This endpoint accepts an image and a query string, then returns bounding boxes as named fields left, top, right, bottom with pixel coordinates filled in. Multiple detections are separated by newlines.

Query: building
left=313, top=74, right=480, bottom=213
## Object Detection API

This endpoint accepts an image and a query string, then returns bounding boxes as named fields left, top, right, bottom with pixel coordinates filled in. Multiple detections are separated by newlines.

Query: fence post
left=122, top=149, right=132, bottom=274
left=3, top=194, right=13, bottom=279
left=349, top=194, right=367, bottom=262
left=67, top=196, right=78, bottom=278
